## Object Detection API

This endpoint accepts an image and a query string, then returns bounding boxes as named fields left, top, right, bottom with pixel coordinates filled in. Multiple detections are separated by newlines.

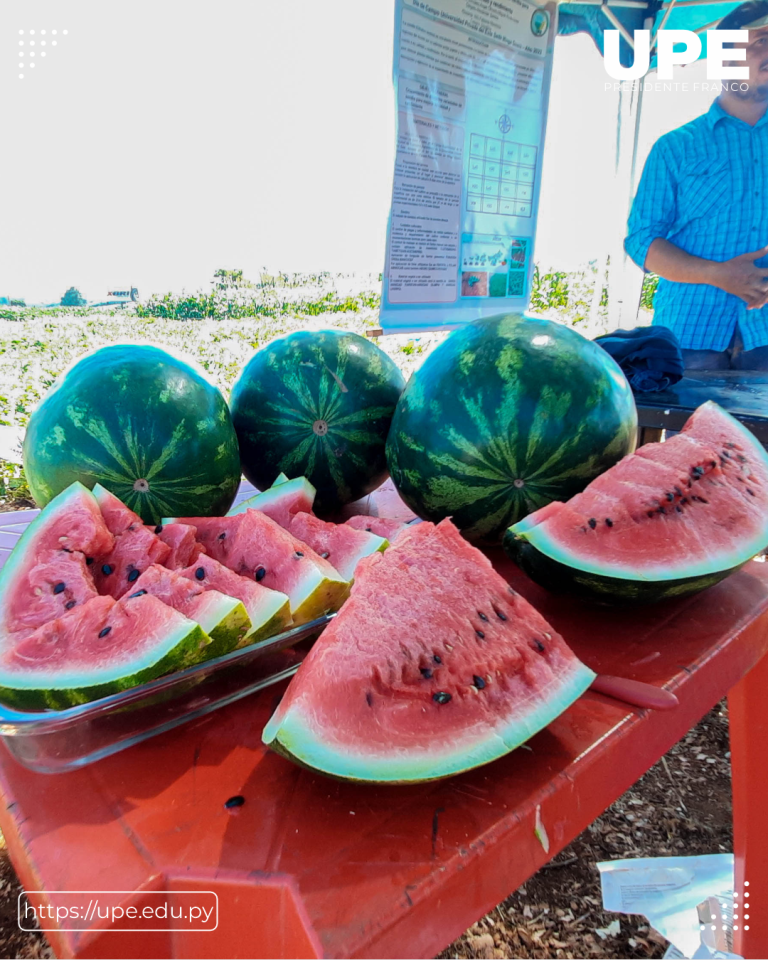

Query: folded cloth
left=594, top=325, right=684, bottom=393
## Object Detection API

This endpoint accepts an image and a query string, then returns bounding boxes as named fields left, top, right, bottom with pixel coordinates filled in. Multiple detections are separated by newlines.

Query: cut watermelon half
left=505, top=402, right=768, bottom=603
left=263, top=519, right=595, bottom=782
left=286, top=512, right=387, bottom=581
left=0, top=483, right=113, bottom=637
left=178, top=555, right=292, bottom=645
left=0, top=593, right=210, bottom=709
left=126, top=564, right=251, bottom=659
left=176, top=510, right=349, bottom=624
left=225, top=476, right=316, bottom=525
left=344, top=515, right=409, bottom=541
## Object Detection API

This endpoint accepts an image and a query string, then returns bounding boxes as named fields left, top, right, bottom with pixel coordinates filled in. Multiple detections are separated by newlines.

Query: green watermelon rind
left=0, top=616, right=210, bottom=711
left=238, top=589, right=293, bottom=645
left=186, top=592, right=252, bottom=660
left=225, top=476, right=317, bottom=517
left=0, top=482, right=102, bottom=636
left=504, top=404, right=768, bottom=601
left=289, top=567, right=350, bottom=626
left=262, top=659, right=596, bottom=783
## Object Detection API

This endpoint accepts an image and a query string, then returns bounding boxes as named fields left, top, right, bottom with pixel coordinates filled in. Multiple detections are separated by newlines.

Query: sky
left=0, top=0, right=717, bottom=303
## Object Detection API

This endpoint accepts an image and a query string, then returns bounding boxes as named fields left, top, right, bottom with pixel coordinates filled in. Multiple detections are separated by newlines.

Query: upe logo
left=604, top=29, right=750, bottom=80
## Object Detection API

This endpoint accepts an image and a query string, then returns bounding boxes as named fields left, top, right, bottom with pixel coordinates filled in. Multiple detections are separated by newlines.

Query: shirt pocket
left=677, top=158, right=731, bottom=225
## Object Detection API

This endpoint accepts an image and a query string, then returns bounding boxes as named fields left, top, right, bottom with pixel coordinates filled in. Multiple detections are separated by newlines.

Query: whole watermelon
left=386, top=314, right=637, bottom=544
left=23, top=344, right=241, bottom=524
left=230, top=330, right=405, bottom=514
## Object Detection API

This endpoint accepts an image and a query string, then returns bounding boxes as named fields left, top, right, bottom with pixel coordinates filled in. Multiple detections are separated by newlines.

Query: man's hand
left=707, top=247, right=768, bottom=309
left=645, top=239, right=768, bottom=309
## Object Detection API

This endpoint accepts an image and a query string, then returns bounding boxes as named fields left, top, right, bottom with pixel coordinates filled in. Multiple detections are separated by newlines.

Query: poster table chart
left=0, top=480, right=765, bottom=959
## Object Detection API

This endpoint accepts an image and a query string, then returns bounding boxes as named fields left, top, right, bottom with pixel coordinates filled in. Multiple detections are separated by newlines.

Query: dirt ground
left=0, top=702, right=731, bottom=960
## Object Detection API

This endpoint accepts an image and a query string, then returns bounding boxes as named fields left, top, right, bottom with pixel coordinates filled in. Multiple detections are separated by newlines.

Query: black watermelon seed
left=675, top=505, right=683, bottom=513
left=710, top=461, right=717, bottom=468
left=588, top=518, right=597, bottom=529
left=195, top=567, right=205, bottom=580
left=692, top=467, right=704, bottom=477
left=65, top=600, right=76, bottom=610
left=365, top=527, right=372, bottom=532
left=475, top=629, right=485, bottom=639
left=420, top=667, right=433, bottom=679
left=605, top=518, right=613, bottom=527
left=681, top=497, right=689, bottom=504
left=433, top=654, right=442, bottom=664
left=738, top=455, right=747, bottom=463
left=294, top=551, right=304, bottom=558
left=128, top=524, right=136, bottom=532
left=478, top=612, right=489, bottom=622
left=747, top=489, right=755, bottom=496
left=53, top=582, right=66, bottom=595
left=101, top=564, right=113, bottom=576
left=647, top=511, right=655, bottom=519
left=722, top=450, right=731, bottom=458
left=129, top=589, right=147, bottom=598
left=657, top=506, right=666, bottom=515
left=218, top=532, right=227, bottom=540
left=473, top=675, right=486, bottom=689
left=320, top=552, right=330, bottom=559
left=666, top=492, right=674, bottom=502
left=255, top=566, right=266, bottom=581
left=154, top=524, right=163, bottom=534
left=127, top=568, right=140, bottom=582
left=433, top=692, right=452, bottom=705
left=674, top=486, right=683, bottom=497
left=365, top=692, right=373, bottom=707
left=496, top=610, right=508, bottom=621
left=98, top=626, right=112, bottom=638
left=726, top=442, right=735, bottom=448
left=533, top=638, right=545, bottom=653
left=224, top=795, right=245, bottom=809
left=85, top=557, right=94, bottom=566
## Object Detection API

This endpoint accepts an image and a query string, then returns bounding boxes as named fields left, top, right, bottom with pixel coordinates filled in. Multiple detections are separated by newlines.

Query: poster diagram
left=466, top=134, right=537, bottom=218
left=460, top=237, right=529, bottom=299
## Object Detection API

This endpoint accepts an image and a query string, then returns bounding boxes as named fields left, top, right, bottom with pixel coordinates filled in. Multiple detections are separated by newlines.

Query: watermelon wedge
left=344, top=515, right=409, bottom=541
left=0, top=593, right=210, bottom=709
left=126, top=564, right=251, bottom=659
left=178, top=555, right=292, bottom=645
left=505, top=402, right=768, bottom=603
left=175, top=510, right=350, bottom=624
left=225, top=476, right=316, bottom=525
left=0, top=483, right=114, bottom=637
left=263, top=519, right=595, bottom=782
left=286, top=512, right=387, bottom=581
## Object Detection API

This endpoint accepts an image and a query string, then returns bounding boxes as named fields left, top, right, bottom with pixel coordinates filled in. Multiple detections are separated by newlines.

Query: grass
left=0, top=267, right=654, bottom=509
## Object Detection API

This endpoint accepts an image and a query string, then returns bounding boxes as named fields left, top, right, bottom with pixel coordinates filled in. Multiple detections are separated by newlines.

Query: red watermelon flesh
left=508, top=401, right=768, bottom=583
left=92, top=526, right=171, bottom=599
left=7, top=550, right=99, bottom=635
left=92, top=484, right=143, bottom=534
left=0, top=593, right=209, bottom=709
left=262, top=518, right=595, bottom=782
left=344, top=515, right=409, bottom=540
left=226, top=477, right=316, bottom=526
left=154, top=523, right=205, bottom=570
left=178, top=511, right=350, bottom=624
left=284, top=513, right=387, bottom=581
left=0, top=483, right=113, bottom=639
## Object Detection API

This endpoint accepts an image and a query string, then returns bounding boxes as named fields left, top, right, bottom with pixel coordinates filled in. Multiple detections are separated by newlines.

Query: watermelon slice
left=505, top=402, right=768, bottom=603
left=178, top=555, right=292, bottom=644
left=176, top=510, right=350, bottom=624
left=153, top=522, right=206, bottom=570
left=263, top=519, right=595, bottom=782
left=344, top=515, right=409, bottom=541
left=0, top=593, right=210, bottom=709
left=286, top=512, right=387, bottom=581
left=225, top=476, right=316, bottom=525
left=126, top=564, right=251, bottom=659
left=0, top=483, right=113, bottom=638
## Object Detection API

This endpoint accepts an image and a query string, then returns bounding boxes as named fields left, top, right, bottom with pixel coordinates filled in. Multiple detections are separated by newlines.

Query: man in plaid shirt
left=625, top=1, right=768, bottom=370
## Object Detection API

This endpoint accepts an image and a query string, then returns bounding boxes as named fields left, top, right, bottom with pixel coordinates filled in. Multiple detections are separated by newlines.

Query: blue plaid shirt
left=625, top=99, right=768, bottom=351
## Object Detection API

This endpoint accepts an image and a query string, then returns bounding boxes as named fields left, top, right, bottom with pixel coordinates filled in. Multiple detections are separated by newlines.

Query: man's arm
left=645, top=239, right=768, bottom=310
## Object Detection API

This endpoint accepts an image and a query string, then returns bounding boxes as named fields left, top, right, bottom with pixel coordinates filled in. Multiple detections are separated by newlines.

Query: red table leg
left=729, top=649, right=768, bottom=960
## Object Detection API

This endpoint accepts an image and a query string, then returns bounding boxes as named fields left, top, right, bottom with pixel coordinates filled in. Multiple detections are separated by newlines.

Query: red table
left=0, top=483, right=766, bottom=959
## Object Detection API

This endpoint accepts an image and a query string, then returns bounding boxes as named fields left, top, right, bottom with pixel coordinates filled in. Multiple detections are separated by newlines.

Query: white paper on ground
left=597, top=854, right=741, bottom=959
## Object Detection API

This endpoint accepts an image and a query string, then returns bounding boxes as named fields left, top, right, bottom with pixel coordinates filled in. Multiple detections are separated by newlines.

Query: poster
left=380, top=0, right=557, bottom=332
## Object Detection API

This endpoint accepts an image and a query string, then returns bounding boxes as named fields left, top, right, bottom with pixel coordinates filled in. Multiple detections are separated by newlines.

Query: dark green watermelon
left=229, top=330, right=405, bottom=514
left=23, top=344, right=241, bottom=524
left=386, top=314, right=637, bottom=544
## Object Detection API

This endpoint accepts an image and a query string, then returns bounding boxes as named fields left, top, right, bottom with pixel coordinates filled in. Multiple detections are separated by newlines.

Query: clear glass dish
left=0, top=615, right=332, bottom=774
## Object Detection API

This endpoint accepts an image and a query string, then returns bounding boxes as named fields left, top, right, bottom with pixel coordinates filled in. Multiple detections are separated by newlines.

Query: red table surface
left=0, top=484, right=766, bottom=959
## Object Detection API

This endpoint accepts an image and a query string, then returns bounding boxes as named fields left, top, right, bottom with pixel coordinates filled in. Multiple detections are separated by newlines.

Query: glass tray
left=0, top=615, right=332, bottom=774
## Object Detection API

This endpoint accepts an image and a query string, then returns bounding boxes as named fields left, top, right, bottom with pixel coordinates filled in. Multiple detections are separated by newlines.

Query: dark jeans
left=683, top=326, right=768, bottom=372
